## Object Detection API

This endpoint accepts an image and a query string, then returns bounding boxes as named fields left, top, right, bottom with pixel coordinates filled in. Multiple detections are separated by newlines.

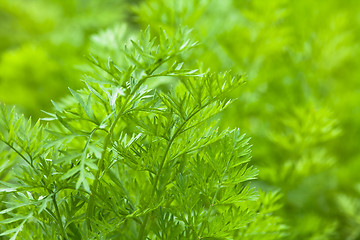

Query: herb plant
left=0, top=28, right=284, bottom=239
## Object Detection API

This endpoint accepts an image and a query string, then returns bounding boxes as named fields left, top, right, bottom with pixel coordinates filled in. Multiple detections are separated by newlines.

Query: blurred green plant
left=0, top=0, right=129, bottom=117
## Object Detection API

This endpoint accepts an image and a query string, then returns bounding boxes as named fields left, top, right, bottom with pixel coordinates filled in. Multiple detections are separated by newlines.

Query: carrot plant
left=0, top=28, right=284, bottom=239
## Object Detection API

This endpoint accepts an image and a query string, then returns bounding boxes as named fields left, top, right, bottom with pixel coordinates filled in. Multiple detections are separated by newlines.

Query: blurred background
left=1, top=0, right=360, bottom=239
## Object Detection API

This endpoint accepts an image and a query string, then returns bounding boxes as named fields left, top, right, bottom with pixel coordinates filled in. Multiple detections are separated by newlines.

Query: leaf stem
left=85, top=61, right=166, bottom=229
left=137, top=107, right=202, bottom=239
left=52, top=194, right=69, bottom=240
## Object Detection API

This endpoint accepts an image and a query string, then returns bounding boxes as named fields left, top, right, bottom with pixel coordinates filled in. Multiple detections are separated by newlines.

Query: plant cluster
left=1, top=0, right=360, bottom=239
left=0, top=28, right=285, bottom=239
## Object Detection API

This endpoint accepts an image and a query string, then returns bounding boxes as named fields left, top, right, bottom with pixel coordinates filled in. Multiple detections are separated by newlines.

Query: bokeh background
left=1, top=0, right=360, bottom=239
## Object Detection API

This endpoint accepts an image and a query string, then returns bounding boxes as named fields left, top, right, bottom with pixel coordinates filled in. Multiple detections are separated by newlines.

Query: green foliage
left=0, top=28, right=285, bottom=239
left=2, top=0, right=360, bottom=239
left=0, top=0, right=129, bottom=116
left=133, top=0, right=360, bottom=239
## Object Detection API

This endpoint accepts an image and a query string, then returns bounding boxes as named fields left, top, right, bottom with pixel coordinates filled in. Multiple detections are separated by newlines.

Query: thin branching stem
left=52, top=194, right=69, bottom=240
left=137, top=102, right=207, bottom=239
left=86, top=62, right=166, bottom=229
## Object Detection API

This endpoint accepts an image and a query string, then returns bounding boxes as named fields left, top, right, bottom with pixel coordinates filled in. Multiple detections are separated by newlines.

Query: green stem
left=137, top=108, right=201, bottom=239
left=2, top=141, right=31, bottom=166
left=137, top=138, right=174, bottom=240
left=3, top=140, right=70, bottom=239
left=52, top=194, right=69, bottom=240
left=86, top=77, right=148, bottom=227
left=85, top=62, right=168, bottom=228
left=86, top=59, right=177, bottom=231
left=85, top=118, right=119, bottom=228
